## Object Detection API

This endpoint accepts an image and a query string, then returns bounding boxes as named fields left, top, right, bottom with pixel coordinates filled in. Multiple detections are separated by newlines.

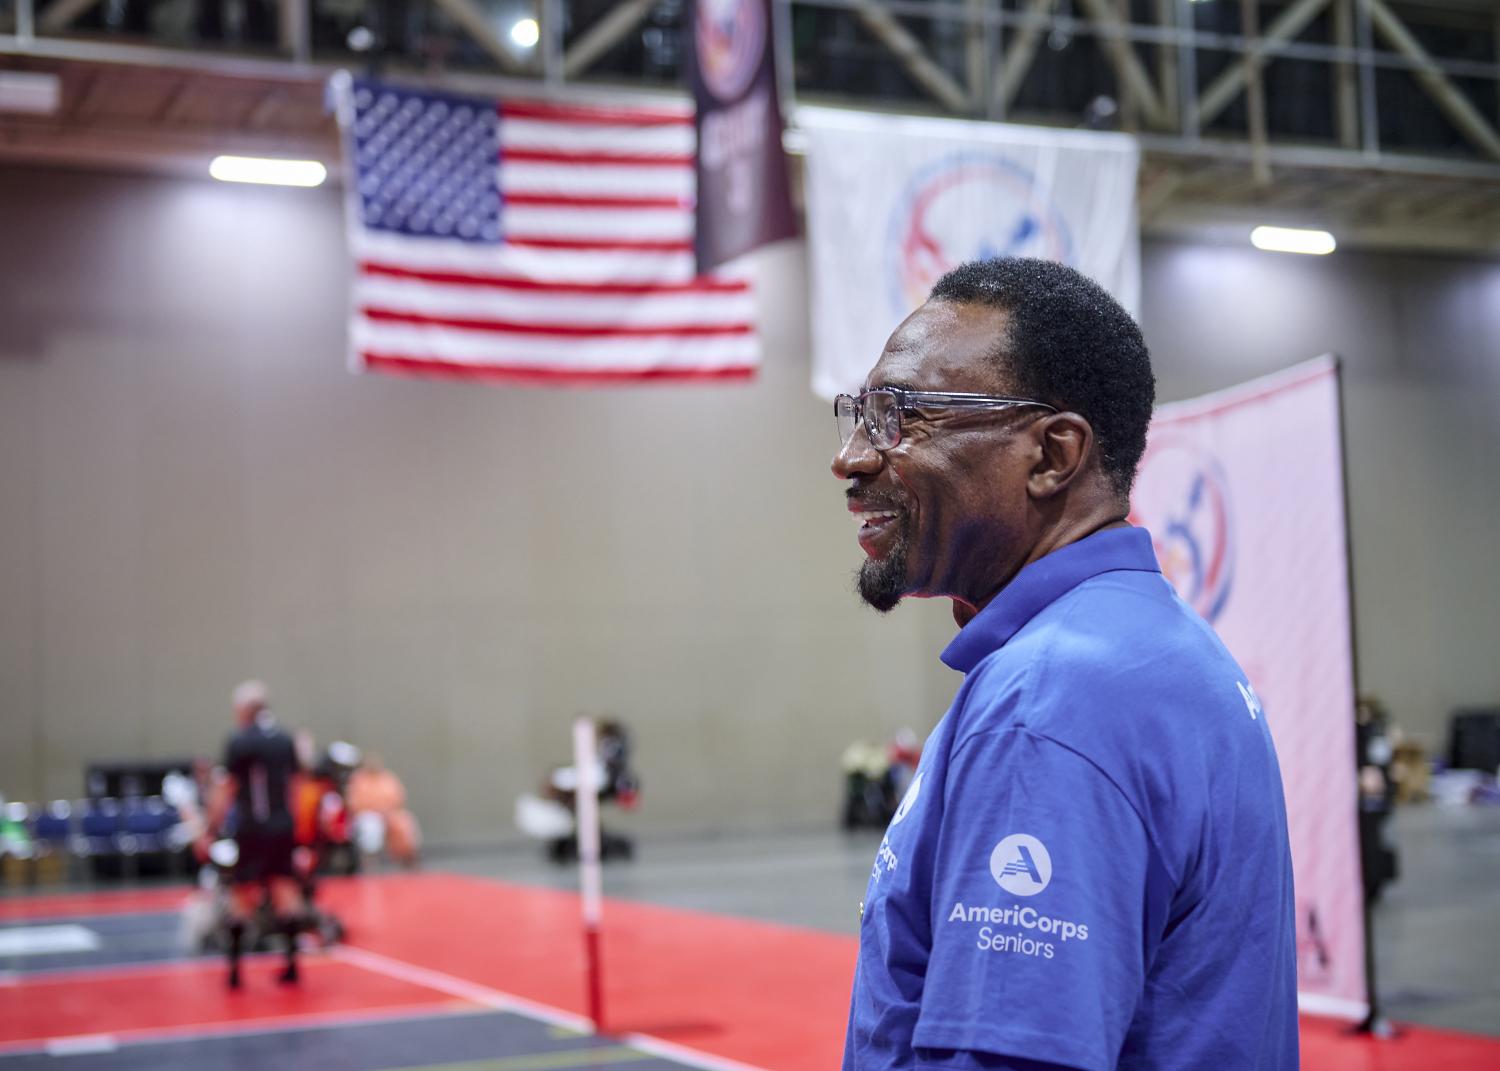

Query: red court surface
left=3, top=872, right=1499, bottom=1070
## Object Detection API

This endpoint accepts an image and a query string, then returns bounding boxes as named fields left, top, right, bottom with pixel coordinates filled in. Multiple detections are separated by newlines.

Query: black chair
left=1447, top=709, right=1500, bottom=773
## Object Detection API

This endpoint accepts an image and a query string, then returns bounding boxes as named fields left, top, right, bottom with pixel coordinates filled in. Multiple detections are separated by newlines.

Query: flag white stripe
left=356, top=277, right=754, bottom=325
left=502, top=205, right=692, bottom=241
left=353, top=319, right=758, bottom=370
left=500, top=119, right=695, bottom=155
left=351, top=232, right=700, bottom=282
left=500, top=163, right=693, bottom=200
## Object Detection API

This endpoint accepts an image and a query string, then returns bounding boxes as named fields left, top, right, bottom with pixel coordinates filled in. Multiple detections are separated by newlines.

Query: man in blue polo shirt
left=831, top=258, right=1298, bottom=1070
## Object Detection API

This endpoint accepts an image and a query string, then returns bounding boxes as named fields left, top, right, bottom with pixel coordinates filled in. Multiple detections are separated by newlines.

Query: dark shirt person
left=209, top=679, right=305, bottom=988
left=832, top=258, right=1298, bottom=1070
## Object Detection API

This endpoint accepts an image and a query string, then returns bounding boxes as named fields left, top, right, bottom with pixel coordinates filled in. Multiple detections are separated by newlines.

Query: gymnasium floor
left=3, top=806, right=1498, bottom=1070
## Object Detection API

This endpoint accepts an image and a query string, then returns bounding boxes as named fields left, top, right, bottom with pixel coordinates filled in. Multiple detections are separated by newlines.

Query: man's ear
left=1026, top=412, right=1094, bottom=499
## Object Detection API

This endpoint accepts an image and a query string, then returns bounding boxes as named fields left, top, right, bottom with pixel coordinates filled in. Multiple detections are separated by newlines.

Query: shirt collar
left=940, top=526, right=1161, bottom=674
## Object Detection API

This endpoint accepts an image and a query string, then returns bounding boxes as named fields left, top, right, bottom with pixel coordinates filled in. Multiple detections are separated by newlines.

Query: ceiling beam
left=430, top=0, right=530, bottom=75
left=1368, top=0, right=1500, bottom=160
left=1073, top=0, right=1167, bottom=128
left=992, top=0, right=1058, bottom=115
left=563, top=0, right=659, bottom=79
left=36, top=0, right=99, bottom=33
left=1195, top=0, right=1333, bottom=126
left=848, top=0, right=972, bottom=114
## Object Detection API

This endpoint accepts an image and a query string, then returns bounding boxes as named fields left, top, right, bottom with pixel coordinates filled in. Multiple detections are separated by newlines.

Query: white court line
left=1297, top=992, right=1369, bottom=1021
left=0, top=924, right=101, bottom=956
left=45, top=1035, right=119, bottom=1056
left=331, top=945, right=769, bottom=1071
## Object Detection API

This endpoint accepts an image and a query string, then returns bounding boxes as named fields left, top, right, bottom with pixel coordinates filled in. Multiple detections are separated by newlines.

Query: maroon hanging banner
left=688, top=0, right=799, bottom=274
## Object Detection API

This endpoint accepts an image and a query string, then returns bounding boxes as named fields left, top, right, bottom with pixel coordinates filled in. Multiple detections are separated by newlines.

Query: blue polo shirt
left=843, top=527, right=1298, bottom=1071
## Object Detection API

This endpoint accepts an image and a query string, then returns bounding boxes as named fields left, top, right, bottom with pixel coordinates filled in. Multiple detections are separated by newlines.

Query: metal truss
left=789, top=0, right=1500, bottom=164
left=2, top=0, right=1498, bottom=247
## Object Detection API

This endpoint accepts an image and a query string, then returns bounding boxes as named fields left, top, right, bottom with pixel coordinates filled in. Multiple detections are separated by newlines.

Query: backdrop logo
left=887, top=154, right=1073, bottom=318
left=695, top=0, right=766, bottom=102
left=990, top=834, right=1053, bottom=896
left=1131, top=440, right=1236, bottom=623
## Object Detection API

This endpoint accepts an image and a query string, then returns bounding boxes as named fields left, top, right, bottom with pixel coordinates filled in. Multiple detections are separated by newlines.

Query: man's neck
left=958, top=506, right=1131, bottom=623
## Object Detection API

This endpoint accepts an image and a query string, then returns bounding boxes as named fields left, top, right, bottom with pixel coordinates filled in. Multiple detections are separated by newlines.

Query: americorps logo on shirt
left=871, top=771, right=926, bottom=884
left=891, top=771, right=925, bottom=825
left=990, top=833, right=1052, bottom=896
left=946, top=834, right=1089, bottom=960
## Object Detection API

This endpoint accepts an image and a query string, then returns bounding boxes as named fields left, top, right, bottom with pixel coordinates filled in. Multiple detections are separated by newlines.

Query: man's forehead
left=863, top=300, right=1011, bottom=393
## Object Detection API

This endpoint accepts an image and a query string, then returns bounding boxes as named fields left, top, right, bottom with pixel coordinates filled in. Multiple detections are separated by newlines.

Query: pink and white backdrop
left=1130, top=355, right=1367, bottom=1018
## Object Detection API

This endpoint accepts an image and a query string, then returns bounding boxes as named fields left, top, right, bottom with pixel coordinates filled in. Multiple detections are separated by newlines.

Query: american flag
left=332, top=76, right=758, bottom=386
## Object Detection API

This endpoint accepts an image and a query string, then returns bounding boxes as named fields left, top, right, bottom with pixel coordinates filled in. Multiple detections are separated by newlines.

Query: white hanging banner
left=1130, top=356, right=1368, bottom=1019
left=799, top=106, right=1140, bottom=400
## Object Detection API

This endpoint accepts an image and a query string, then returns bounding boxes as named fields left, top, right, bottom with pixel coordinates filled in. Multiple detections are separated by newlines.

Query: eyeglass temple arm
left=895, top=390, right=1057, bottom=411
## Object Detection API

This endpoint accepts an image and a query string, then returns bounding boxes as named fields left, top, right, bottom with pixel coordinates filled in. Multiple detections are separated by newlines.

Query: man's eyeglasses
left=834, top=388, right=1057, bottom=451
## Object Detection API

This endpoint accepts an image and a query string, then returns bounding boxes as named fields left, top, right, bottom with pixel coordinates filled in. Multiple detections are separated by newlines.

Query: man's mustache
left=846, top=483, right=907, bottom=512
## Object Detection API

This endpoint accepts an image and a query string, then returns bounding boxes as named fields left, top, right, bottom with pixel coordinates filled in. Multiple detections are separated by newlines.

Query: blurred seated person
left=347, top=753, right=421, bottom=868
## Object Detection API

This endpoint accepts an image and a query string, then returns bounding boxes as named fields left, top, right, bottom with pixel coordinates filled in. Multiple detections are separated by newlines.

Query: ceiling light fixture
left=209, top=155, right=328, bottom=188
left=1250, top=226, right=1337, bottom=255
left=510, top=17, right=540, bottom=48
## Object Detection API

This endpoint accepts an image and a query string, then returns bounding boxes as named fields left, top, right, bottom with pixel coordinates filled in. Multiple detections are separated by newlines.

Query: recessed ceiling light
left=510, top=17, right=540, bottom=48
left=209, top=155, right=328, bottom=188
left=1250, top=226, right=1336, bottom=255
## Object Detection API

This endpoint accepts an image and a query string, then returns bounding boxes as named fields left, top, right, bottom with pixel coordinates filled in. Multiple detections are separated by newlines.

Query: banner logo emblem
left=888, top=155, right=1073, bottom=317
left=695, top=0, right=766, bottom=102
left=1132, top=441, right=1236, bottom=623
left=990, top=834, right=1053, bottom=896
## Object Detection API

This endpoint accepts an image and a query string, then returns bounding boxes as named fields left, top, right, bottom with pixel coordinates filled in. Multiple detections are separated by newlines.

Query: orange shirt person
left=347, top=755, right=421, bottom=868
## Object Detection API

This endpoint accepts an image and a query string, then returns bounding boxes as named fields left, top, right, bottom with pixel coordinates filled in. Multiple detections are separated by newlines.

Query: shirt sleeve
left=913, top=727, right=1161, bottom=1071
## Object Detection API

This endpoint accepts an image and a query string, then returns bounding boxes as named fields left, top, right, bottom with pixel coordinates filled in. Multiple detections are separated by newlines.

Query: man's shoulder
left=956, top=570, right=1254, bottom=748
left=1038, top=571, right=1241, bottom=691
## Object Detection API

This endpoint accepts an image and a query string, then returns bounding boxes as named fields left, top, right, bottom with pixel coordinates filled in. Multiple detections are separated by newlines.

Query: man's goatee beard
left=857, top=530, right=909, bottom=613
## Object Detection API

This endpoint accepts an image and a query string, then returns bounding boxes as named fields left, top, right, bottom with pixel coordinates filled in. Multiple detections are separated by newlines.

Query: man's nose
left=832, top=423, right=882, bottom=479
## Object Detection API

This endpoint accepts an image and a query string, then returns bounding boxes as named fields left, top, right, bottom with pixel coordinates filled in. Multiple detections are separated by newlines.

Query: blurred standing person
left=208, top=680, right=304, bottom=988
left=1355, top=695, right=1399, bottom=903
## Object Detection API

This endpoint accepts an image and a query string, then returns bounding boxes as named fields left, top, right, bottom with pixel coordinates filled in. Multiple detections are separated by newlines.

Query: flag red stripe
left=504, top=192, right=690, bottom=210
left=361, top=307, right=753, bottom=338
left=362, top=353, right=755, bottom=386
left=498, top=100, right=693, bottom=128
left=505, top=236, right=692, bottom=253
left=503, top=148, right=693, bottom=167
left=359, top=262, right=748, bottom=295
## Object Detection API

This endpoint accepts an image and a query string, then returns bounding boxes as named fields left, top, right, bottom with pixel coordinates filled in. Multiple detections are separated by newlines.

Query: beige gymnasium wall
left=0, top=165, right=962, bottom=844
left=2, top=165, right=1497, bottom=843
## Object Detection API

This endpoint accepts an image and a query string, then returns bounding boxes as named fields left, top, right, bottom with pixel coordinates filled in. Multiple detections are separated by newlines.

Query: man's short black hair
left=928, top=258, right=1155, bottom=497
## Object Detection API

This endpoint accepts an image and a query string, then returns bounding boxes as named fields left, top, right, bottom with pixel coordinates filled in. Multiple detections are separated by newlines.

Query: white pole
left=572, top=717, right=605, bottom=1030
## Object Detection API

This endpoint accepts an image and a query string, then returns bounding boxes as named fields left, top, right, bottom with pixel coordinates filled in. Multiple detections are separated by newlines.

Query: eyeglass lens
left=835, top=395, right=858, bottom=446
left=835, top=392, right=902, bottom=451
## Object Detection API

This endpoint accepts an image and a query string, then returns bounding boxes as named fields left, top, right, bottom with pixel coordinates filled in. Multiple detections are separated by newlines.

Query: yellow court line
left=383, top=1044, right=656, bottom=1071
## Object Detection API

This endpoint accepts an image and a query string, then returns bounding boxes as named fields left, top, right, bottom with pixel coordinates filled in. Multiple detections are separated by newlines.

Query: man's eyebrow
left=870, top=379, right=920, bottom=392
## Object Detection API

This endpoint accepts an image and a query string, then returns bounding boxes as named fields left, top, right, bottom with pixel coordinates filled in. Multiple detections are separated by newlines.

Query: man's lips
left=847, top=499, right=904, bottom=556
